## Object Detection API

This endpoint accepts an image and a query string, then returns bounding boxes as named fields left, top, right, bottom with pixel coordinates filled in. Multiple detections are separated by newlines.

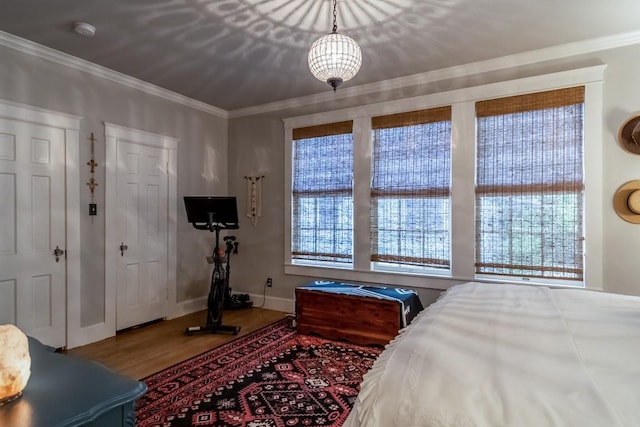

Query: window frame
left=283, top=65, right=605, bottom=291
left=291, top=123, right=355, bottom=264
left=474, top=88, right=586, bottom=283
left=370, top=107, right=453, bottom=273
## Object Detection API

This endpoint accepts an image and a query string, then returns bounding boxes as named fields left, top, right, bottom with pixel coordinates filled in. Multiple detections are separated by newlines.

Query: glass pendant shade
left=308, top=32, right=362, bottom=90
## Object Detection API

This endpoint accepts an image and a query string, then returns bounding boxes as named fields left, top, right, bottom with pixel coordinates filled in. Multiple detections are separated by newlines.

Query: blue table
left=0, top=337, right=147, bottom=427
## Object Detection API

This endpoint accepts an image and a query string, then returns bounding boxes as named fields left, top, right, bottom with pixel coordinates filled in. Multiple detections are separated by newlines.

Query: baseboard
left=170, top=296, right=207, bottom=319
left=171, top=293, right=293, bottom=319
left=66, top=321, right=113, bottom=349
left=69, top=294, right=288, bottom=348
left=247, top=293, right=294, bottom=314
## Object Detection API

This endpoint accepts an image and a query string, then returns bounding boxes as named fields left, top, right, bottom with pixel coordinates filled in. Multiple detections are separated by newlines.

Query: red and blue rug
left=136, top=318, right=382, bottom=427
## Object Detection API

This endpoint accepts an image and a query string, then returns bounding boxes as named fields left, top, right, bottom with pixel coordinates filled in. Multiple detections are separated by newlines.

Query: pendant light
left=308, top=0, right=362, bottom=91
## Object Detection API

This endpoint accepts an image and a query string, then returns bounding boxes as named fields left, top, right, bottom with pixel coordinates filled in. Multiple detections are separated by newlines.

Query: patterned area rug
left=136, top=318, right=382, bottom=427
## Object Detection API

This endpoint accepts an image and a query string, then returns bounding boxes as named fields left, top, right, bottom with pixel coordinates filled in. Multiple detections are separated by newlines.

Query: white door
left=0, top=118, right=66, bottom=348
left=116, top=140, right=168, bottom=330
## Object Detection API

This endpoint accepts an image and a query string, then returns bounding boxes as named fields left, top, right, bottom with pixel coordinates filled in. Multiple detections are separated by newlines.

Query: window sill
left=285, top=263, right=457, bottom=290
left=285, top=263, right=598, bottom=291
left=474, top=274, right=586, bottom=289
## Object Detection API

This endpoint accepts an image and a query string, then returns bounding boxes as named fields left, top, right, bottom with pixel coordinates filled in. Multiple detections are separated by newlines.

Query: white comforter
left=344, top=282, right=640, bottom=427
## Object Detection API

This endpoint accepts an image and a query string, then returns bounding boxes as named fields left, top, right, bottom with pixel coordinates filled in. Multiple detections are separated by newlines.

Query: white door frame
left=105, top=122, right=178, bottom=336
left=0, top=98, right=81, bottom=349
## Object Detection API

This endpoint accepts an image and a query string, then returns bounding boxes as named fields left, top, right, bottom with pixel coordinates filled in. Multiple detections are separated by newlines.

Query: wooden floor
left=65, top=307, right=288, bottom=380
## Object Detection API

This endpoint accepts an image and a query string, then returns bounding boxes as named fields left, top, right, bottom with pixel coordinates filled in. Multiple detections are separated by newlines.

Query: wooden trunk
left=295, top=288, right=402, bottom=346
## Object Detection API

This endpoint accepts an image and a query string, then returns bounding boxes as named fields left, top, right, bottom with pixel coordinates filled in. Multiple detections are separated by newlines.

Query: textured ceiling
left=1, top=0, right=639, bottom=111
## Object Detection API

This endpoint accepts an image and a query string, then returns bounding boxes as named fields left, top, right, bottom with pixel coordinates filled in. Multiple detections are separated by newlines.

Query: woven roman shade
left=476, top=86, right=585, bottom=117
left=292, top=121, right=353, bottom=140
left=475, top=87, right=585, bottom=280
left=292, top=121, right=354, bottom=263
left=371, top=106, right=452, bottom=130
left=371, top=107, right=452, bottom=268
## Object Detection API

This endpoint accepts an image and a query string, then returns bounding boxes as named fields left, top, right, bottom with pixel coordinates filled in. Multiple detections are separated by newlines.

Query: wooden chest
left=295, top=287, right=403, bottom=346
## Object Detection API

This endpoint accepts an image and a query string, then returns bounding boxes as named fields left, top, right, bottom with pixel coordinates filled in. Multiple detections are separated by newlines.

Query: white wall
left=598, top=44, right=640, bottom=296
left=0, top=43, right=228, bottom=339
left=228, top=42, right=640, bottom=308
left=3, top=33, right=640, bottom=346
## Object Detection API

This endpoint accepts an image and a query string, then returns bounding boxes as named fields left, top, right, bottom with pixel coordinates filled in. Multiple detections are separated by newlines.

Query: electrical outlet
left=266, top=277, right=273, bottom=287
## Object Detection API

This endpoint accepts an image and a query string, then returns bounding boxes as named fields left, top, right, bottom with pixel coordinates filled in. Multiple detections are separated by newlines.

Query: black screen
left=184, top=196, right=239, bottom=229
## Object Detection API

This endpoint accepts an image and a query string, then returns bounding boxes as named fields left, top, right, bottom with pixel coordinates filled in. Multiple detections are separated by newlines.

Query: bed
left=343, top=281, right=640, bottom=427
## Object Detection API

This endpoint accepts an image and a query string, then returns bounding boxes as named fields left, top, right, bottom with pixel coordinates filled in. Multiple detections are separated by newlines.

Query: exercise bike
left=183, top=196, right=241, bottom=336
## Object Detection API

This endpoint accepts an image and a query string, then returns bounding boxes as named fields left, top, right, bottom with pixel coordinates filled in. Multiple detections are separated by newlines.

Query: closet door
left=0, top=117, right=66, bottom=348
left=115, top=140, right=169, bottom=330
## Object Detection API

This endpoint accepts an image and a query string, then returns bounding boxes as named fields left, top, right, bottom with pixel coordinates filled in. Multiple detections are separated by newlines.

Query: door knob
left=120, top=242, right=128, bottom=257
left=53, top=246, right=65, bottom=263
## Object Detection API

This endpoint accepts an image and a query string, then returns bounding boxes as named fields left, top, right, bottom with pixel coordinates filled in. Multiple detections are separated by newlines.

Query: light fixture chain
left=332, top=0, right=338, bottom=33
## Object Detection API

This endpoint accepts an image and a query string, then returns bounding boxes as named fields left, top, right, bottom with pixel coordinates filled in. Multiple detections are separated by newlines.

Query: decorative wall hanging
left=617, top=114, right=640, bottom=155
left=244, top=175, right=264, bottom=226
left=86, top=132, right=98, bottom=217
left=613, top=180, right=640, bottom=224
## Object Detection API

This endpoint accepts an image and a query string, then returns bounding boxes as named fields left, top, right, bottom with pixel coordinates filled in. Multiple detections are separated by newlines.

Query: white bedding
left=344, top=282, right=640, bottom=427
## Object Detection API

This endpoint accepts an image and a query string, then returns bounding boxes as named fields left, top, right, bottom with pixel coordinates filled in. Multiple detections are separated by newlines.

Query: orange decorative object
left=613, top=180, right=640, bottom=224
left=0, top=324, right=31, bottom=405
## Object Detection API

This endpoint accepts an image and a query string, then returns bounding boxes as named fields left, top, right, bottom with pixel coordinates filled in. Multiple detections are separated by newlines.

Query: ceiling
left=1, top=0, right=639, bottom=112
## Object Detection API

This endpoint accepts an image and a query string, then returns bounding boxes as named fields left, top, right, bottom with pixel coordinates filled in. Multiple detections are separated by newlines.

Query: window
left=371, top=107, right=452, bottom=271
left=291, top=121, right=353, bottom=264
left=284, top=66, right=603, bottom=290
left=475, top=87, right=585, bottom=281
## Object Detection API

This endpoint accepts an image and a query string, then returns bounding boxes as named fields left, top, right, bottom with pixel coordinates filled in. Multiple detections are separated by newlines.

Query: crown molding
left=0, top=30, right=228, bottom=119
left=229, top=30, right=640, bottom=119
left=3, top=27, right=640, bottom=121
left=282, top=65, right=607, bottom=129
